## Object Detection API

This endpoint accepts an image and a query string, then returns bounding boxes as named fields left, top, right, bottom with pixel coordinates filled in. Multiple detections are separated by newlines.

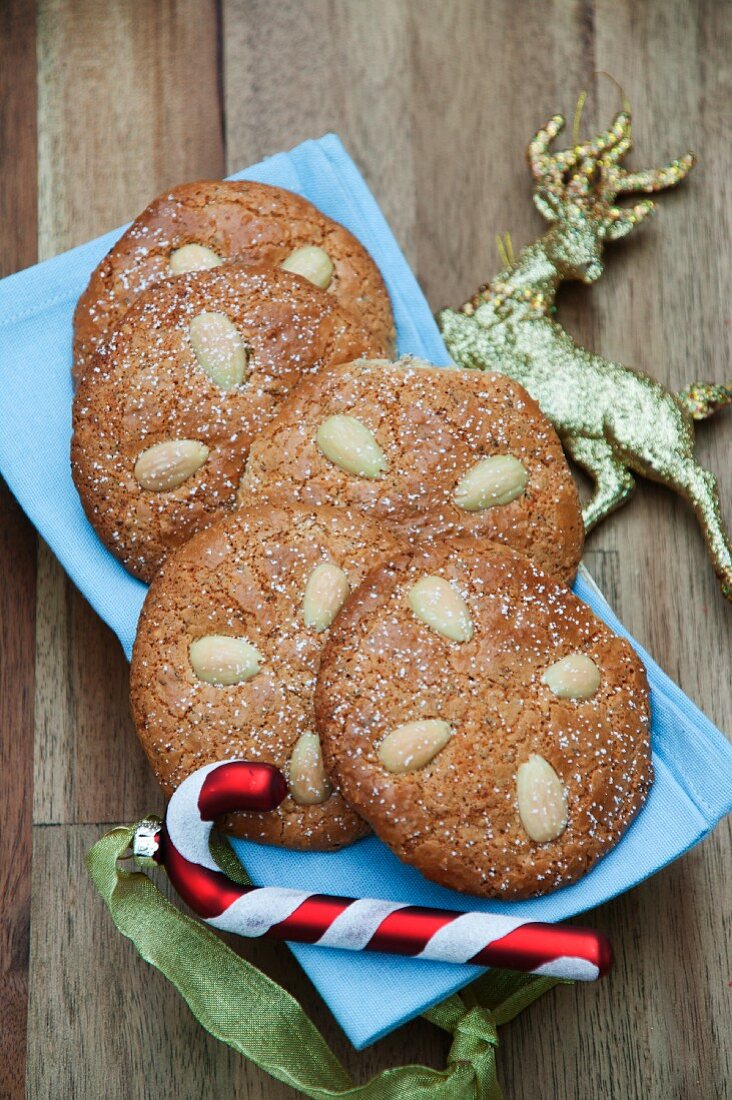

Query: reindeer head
left=528, top=111, right=694, bottom=283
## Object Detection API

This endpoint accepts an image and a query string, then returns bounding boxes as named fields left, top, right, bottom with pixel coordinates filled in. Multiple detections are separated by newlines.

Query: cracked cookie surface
left=130, top=503, right=404, bottom=850
left=72, top=264, right=383, bottom=581
left=73, top=179, right=395, bottom=386
left=315, top=538, right=652, bottom=897
left=241, top=357, right=585, bottom=585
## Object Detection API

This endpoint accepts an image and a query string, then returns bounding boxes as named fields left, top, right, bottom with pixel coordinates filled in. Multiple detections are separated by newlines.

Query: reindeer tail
left=677, top=381, right=732, bottom=420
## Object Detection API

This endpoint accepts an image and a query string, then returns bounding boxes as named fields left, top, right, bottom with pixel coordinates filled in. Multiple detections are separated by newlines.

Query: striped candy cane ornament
left=135, top=760, right=612, bottom=981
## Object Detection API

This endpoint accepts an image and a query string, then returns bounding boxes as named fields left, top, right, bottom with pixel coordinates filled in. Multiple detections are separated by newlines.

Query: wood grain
left=33, top=0, right=225, bottom=828
left=0, top=2, right=37, bottom=1096
left=223, top=0, right=419, bottom=257
left=6, top=0, right=731, bottom=1097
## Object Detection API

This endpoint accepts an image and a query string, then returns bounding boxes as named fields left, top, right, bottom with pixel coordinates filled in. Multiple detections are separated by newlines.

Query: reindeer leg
left=671, top=461, right=732, bottom=598
left=562, top=435, right=636, bottom=531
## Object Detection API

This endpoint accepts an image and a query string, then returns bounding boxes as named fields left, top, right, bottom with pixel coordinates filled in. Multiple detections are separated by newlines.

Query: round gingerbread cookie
left=315, top=538, right=652, bottom=897
left=240, top=357, right=584, bottom=584
left=73, top=179, right=395, bottom=386
left=71, top=263, right=384, bottom=582
left=130, top=503, right=405, bottom=851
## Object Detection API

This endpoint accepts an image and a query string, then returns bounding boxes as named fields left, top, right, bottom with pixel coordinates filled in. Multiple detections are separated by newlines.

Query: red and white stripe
left=144, top=760, right=612, bottom=981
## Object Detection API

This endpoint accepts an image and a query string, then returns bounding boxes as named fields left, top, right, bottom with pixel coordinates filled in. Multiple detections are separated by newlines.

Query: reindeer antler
left=528, top=115, right=569, bottom=192
left=598, top=114, right=695, bottom=238
left=528, top=110, right=629, bottom=197
left=528, top=108, right=695, bottom=239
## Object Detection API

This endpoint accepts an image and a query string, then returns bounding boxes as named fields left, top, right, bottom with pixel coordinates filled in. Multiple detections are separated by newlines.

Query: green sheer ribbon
left=87, top=824, right=564, bottom=1099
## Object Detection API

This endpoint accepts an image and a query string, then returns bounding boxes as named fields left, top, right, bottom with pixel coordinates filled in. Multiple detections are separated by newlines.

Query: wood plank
left=28, top=2, right=231, bottom=1096
left=408, top=0, right=602, bottom=343
left=33, top=0, right=225, bottom=827
left=0, top=1, right=37, bottom=1096
left=36, top=0, right=225, bottom=247
left=223, top=0, right=419, bottom=260
left=28, top=825, right=241, bottom=1100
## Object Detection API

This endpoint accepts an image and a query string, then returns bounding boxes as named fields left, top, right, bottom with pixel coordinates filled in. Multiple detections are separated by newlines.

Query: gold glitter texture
left=439, top=109, right=732, bottom=599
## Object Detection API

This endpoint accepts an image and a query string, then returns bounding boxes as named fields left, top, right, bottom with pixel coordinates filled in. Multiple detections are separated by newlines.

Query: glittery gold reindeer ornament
left=438, top=109, right=732, bottom=598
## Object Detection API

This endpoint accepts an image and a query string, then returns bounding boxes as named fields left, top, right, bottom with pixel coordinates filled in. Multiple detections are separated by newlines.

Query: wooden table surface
left=1, top=2, right=730, bottom=1097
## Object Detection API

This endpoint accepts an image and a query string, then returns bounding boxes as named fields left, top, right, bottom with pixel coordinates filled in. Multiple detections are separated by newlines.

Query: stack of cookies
left=72, top=181, right=395, bottom=580
left=72, top=180, right=652, bottom=899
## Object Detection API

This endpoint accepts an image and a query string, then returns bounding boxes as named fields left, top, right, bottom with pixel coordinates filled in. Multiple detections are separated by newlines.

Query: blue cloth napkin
left=1, top=134, right=730, bottom=1050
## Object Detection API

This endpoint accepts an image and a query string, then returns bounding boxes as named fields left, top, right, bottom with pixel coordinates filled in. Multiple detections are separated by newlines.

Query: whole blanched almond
left=134, top=439, right=209, bottom=491
left=189, top=634, right=261, bottom=685
left=542, top=653, right=601, bottom=699
left=454, top=454, right=528, bottom=512
left=303, top=562, right=350, bottom=632
left=289, top=733, right=332, bottom=805
left=189, top=310, right=248, bottom=389
left=408, top=576, right=473, bottom=642
left=169, top=243, right=224, bottom=274
left=316, top=415, right=387, bottom=478
left=516, top=754, right=568, bottom=842
left=378, top=719, right=453, bottom=774
left=281, top=245, right=334, bottom=289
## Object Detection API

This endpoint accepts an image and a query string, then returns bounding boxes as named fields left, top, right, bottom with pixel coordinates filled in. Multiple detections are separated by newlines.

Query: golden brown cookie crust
left=73, top=179, right=395, bottom=386
left=241, top=358, right=584, bottom=584
left=71, top=264, right=384, bottom=582
left=315, top=539, right=652, bottom=897
left=130, top=503, right=405, bottom=851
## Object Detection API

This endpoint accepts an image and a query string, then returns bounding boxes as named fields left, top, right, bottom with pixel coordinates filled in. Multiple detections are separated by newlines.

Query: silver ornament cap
left=132, top=817, right=162, bottom=867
